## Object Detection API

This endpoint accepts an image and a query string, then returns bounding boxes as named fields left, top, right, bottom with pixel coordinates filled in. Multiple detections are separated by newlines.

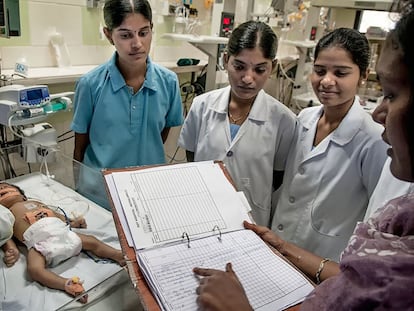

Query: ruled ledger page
left=137, top=229, right=314, bottom=311
left=106, top=161, right=251, bottom=249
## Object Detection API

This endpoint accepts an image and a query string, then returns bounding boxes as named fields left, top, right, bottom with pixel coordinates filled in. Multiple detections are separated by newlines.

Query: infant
left=0, top=182, right=124, bottom=303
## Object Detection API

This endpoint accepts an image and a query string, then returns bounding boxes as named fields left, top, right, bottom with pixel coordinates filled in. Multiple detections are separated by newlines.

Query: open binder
left=103, top=161, right=313, bottom=311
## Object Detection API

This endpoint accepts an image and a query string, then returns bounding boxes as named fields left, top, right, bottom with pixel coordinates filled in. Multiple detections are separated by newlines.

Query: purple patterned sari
left=301, top=194, right=414, bottom=310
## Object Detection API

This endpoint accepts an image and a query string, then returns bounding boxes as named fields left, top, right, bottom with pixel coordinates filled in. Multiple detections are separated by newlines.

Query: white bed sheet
left=0, top=173, right=125, bottom=311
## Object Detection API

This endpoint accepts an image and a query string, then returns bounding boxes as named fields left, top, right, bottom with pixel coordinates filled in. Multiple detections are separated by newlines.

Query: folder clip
left=212, top=225, right=222, bottom=242
left=182, top=232, right=191, bottom=248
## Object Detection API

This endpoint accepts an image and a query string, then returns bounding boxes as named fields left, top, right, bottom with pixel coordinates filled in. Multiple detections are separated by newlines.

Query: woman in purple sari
left=192, top=1, right=414, bottom=310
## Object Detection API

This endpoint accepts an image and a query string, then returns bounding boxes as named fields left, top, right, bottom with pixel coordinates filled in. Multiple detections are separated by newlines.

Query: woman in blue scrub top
left=70, top=0, right=183, bottom=209
left=178, top=21, right=296, bottom=227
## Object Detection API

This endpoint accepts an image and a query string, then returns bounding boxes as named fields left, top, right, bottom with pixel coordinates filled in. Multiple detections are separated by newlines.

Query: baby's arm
left=69, top=217, right=87, bottom=229
left=1, top=239, right=20, bottom=267
left=50, top=208, right=87, bottom=229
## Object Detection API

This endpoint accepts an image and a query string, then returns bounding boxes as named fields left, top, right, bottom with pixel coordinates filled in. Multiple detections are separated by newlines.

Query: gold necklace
left=229, top=111, right=249, bottom=124
left=228, top=104, right=253, bottom=124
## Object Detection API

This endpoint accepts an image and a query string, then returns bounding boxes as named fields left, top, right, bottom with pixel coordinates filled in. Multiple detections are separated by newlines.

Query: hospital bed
left=0, top=149, right=142, bottom=311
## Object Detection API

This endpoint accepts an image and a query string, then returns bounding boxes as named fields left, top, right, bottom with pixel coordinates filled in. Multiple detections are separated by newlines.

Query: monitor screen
left=26, top=89, right=43, bottom=100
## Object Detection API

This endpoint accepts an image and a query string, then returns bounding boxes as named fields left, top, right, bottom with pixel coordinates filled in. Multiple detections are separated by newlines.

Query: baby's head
left=0, top=183, right=27, bottom=208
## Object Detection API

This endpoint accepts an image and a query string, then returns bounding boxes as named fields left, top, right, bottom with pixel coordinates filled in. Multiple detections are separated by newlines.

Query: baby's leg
left=78, top=233, right=125, bottom=266
left=1, top=239, right=20, bottom=267
left=27, top=248, right=88, bottom=303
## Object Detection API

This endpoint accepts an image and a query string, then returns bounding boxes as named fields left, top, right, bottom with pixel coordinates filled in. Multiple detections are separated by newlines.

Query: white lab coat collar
left=209, top=86, right=269, bottom=123
left=301, top=96, right=365, bottom=147
left=300, top=96, right=366, bottom=162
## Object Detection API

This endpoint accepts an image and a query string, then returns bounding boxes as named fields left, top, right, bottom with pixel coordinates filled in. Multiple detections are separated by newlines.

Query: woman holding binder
left=194, top=1, right=414, bottom=309
left=178, top=21, right=296, bottom=227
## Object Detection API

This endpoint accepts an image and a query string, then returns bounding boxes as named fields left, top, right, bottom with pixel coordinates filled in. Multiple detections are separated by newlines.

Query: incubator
left=0, top=80, right=141, bottom=310
left=0, top=144, right=141, bottom=311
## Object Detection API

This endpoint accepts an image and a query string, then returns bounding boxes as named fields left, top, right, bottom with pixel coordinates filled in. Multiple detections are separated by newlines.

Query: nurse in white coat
left=178, top=21, right=296, bottom=226
left=271, top=28, right=388, bottom=261
left=364, top=156, right=414, bottom=221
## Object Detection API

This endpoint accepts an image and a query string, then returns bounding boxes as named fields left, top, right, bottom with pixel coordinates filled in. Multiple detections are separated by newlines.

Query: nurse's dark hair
left=103, top=0, right=152, bottom=30
left=227, top=21, right=278, bottom=60
left=314, top=28, right=370, bottom=77
left=390, top=0, right=414, bottom=171
left=390, top=0, right=414, bottom=95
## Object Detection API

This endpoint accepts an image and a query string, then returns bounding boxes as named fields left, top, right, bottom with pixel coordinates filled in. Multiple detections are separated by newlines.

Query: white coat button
left=277, top=224, right=284, bottom=231
left=226, top=151, right=233, bottom=157
left=298, top=167, right=305, bottom=174
left=132, top=106, right=136, bottom=109
left=289, top=196, right=295, bottom=203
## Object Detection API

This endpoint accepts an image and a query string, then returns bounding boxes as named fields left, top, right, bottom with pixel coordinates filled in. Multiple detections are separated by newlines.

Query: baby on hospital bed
left=0, top=182, right=125, bottom=303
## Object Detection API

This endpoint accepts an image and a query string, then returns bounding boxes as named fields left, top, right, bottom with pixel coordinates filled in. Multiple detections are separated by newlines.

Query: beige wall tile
left=28, top=2, right=83, bottom=46
left=68, top=45, right=115, bottom=66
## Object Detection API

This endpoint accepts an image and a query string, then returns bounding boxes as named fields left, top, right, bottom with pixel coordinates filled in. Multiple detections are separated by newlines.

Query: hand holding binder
left=103, top=161, right=313, bottom=311
left=105, top=161, right=251, bottom=250
left=137, top=229, right=313, bottom=311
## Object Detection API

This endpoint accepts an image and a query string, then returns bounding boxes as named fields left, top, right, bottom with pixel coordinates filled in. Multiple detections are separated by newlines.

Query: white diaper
left=23, top=217, right=82, bottom=267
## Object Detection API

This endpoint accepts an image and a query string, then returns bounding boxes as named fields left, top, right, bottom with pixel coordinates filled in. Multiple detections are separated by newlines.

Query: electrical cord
left=0, top=145, right=17, bottom=178
left=167, top=146, right=187, bottom=164
left=0, top=124, right=19, bottom=178
left=25, top=180, right=91, bottom=222
left=8, top=113, right=60, bottom=166
left=58, top=135, right=74, bottom=143
left=277, top=59, right=296, bottom=84
left=39, top=147, right=60, bottom=181
left=57, top=130, right=73, bottom=139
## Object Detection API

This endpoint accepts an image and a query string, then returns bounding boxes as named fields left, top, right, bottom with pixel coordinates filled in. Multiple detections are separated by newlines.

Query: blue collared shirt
left=71, top=53, right=183, bottom=170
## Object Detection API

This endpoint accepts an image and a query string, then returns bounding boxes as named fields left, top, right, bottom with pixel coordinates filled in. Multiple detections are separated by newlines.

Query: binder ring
left=212, top=225, right=222, bottom=242
left=182, top=232, right=191, bottom=248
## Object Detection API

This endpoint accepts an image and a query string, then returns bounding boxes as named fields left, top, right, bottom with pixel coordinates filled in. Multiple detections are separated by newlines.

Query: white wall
left=0, top=0, right=218, bottom=179
left=0, top=0, right=214, bottom=70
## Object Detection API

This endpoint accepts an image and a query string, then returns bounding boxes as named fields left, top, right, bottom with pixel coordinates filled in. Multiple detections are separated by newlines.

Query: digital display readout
left=26, top=89, right=43, bottom=100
